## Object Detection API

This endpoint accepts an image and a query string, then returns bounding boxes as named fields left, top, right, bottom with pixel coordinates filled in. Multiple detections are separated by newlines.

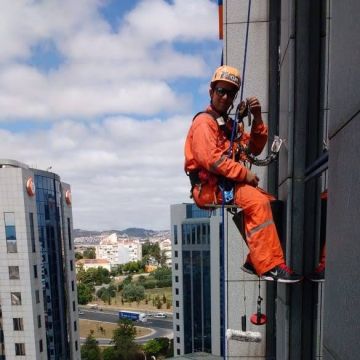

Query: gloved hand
left=245, top=170, right=259, bottom=187
left=246, top=96, right=262, bottom=122
left=237, top=100, right=248, bottom=119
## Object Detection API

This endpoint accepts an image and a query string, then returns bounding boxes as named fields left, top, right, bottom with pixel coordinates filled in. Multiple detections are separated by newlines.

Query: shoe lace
left=278, top=263, right=294, bottom=274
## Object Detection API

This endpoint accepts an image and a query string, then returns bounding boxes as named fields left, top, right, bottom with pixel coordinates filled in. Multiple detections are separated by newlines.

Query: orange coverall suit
left=184, top=106, right=285, bottom=275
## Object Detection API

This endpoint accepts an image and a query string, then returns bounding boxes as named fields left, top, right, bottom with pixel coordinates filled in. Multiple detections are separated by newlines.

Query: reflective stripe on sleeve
left=210, top=155, right=227, bottom=172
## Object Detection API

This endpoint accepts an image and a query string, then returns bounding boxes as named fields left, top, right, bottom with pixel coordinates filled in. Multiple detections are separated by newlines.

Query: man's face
left=210, top=80, right=238, bottom=114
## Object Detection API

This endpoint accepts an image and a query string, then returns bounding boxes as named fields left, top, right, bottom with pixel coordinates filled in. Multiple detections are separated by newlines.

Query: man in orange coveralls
left=184, top=65, right=302, bottom=283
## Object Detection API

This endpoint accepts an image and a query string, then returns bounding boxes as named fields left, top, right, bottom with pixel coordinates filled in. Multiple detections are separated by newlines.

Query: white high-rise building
left=0, top=159, right=80, bottom=359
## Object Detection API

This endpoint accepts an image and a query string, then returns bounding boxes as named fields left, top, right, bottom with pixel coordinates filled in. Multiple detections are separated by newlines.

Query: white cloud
left=0, top=115, right=192, bottom=230
left=0, top=0, right=220, bottom=230
left=0, top=0, right=218, bottom=120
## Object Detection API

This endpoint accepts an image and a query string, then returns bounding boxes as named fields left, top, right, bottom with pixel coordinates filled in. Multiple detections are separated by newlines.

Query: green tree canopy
left=142, top=242, right=161, bottom=263
left=96, top=285, right=117, bottom=305
left=83, top=247, right=96, bottom=259
left=112, top=319, right=139, bottom=359
left=122, top=283, right=145, bottom=303
left=77, top=283, right=93, bottom=305
left=81, top=333, right=101, bottom=360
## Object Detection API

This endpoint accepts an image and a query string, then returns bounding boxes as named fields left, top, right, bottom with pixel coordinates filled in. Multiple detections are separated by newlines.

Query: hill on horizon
left=73, top=227, right=168, bottom=239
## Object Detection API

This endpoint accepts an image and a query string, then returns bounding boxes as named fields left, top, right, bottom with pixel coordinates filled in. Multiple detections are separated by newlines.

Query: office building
left=0, top=159, right=80, bottom=359
left=171, top=203, right=266, bottom=358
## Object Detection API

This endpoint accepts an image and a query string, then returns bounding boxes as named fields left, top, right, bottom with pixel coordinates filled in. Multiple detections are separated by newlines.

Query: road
left=79, top=308, right=173, bottom=345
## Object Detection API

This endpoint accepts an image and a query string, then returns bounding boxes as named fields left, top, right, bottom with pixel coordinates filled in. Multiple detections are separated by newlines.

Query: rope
left=227, top=0, right=252, bottom=157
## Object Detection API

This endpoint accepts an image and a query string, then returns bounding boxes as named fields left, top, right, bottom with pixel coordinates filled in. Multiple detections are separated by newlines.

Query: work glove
left=246, top=96, right=262, bottom=122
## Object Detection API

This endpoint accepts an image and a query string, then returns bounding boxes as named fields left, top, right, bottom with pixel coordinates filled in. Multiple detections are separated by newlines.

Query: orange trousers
left=192, top=182, right=285, bottom=275
left=234, top=184, right=284, bottom=275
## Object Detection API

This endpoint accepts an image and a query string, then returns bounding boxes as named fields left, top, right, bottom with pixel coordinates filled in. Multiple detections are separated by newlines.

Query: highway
left=79, top=308, right=173, bottom=345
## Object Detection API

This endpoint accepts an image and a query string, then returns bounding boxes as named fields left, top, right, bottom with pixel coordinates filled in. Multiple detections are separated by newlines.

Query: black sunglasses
left=214, top=86, right=238, bottom=98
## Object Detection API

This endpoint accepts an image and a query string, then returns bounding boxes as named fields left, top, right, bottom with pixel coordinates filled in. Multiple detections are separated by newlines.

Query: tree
left=102, top=347, right=117, bottom=360
left=81, top=333, right=101, bottom=360
left=97, top=285, right=116, bottom=305
left=83, top=247, right=96, bottom=259
left=122, top=283, right=145, bottom=303
left=77, top=283, right=93, bottom=305
left=142, top=242, right=161, bottom=263
left=143, top=337, right=173, bottom=358
left=75, top=252, right=83, bottom=260
left=112, top=319, right=139, bottom=359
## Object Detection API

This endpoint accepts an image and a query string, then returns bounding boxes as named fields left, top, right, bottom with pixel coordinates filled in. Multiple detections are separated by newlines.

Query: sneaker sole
left=261, top=275, right=302, bottom=283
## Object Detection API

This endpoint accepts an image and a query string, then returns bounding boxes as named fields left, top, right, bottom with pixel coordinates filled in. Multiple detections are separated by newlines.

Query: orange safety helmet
left=210, top=65, right=241, bottom=90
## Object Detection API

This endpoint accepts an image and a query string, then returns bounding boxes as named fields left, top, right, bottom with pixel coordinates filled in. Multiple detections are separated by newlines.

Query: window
left=11, top=292, right=21, bottom=305
left=70, top=260, right=73, bottom=271
left=74, top=321, right=77, bottom=332
left=175, top=251, right=178, bottom=258
left=71, top=280, right=75, bottom=291
left=39, top=339, right=43, bottom=353
left=29, top=213, right=36, bottom=252
left=33, top=265, right=38, bottom=278
left=175, top=288, right=179, bottom=295
left=67, top=218, right=72, bottom=250
left=174, top=263, right=178, bottom=270
left=176, top=312, right=179, bottom=319
left=13, top=318, right=24, bottom=331
left=9, top=266, right=20, bottom=280
left=15, top=343, right=25, bottom=356
left=73, top=301, right=76, bottom=312
left=177, top=337, right=180, bottom=343
left=4, top=212, right=17, bottom=253
left=35, top=290, right=40, bottom=304
left=37, top=315, right=41, bottom=328
left=173, top=225, right=178, bottom=245
left=75, top=341, right=78, bottom=351
left=175, top=276, right=179, bottom=283
left=177, top=349, right=180, bottom=355
left=176, top=325, right=180, bottom=331
left=176, top=300, right=179, bottom=307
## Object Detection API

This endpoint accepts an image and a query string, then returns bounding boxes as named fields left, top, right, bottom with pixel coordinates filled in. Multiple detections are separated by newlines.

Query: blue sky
left=0, top=0, right=222, bottom=230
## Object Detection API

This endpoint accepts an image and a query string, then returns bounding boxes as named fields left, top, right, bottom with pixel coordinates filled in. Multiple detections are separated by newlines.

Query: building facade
left=0, top=159, right=80, bottom=359
left=96, top=233, right=142, bottom=266
left=171, top=204, right=266, bottom=358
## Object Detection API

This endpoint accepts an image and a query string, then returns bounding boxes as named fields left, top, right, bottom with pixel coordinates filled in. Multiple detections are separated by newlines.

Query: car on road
left=153, top=312, right=167, bottom=318
left=78, top=310, right=84, bottom=315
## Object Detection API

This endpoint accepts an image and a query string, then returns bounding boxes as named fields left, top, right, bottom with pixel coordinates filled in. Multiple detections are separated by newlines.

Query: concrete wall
left=323, top=0, right=360, bottom=358
left=222, top=1, right=269, bottom=358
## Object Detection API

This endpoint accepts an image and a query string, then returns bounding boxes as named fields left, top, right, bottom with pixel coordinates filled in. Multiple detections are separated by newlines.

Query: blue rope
left=227, top=0, right=252, bottom=158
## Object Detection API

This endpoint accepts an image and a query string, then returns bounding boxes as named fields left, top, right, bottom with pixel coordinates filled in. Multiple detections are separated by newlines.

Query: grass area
left=93, top=287, right=173, bottom=313
left=79, top=319, right=152, bottom=339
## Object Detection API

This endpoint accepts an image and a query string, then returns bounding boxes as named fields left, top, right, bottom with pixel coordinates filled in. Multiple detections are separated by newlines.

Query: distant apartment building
left=159, top=238, right=172, bottom=267
left=170, top=203, right=266, bottom=358
left=0, top=159, right=80, bottom=360
left=96, top=233, right=142, bottom=266
left=76, top=259, right=111, bottom=272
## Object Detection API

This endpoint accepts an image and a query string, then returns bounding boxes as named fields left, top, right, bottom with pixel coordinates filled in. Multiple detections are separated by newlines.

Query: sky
left=0, top=0, right=222, bottom=231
